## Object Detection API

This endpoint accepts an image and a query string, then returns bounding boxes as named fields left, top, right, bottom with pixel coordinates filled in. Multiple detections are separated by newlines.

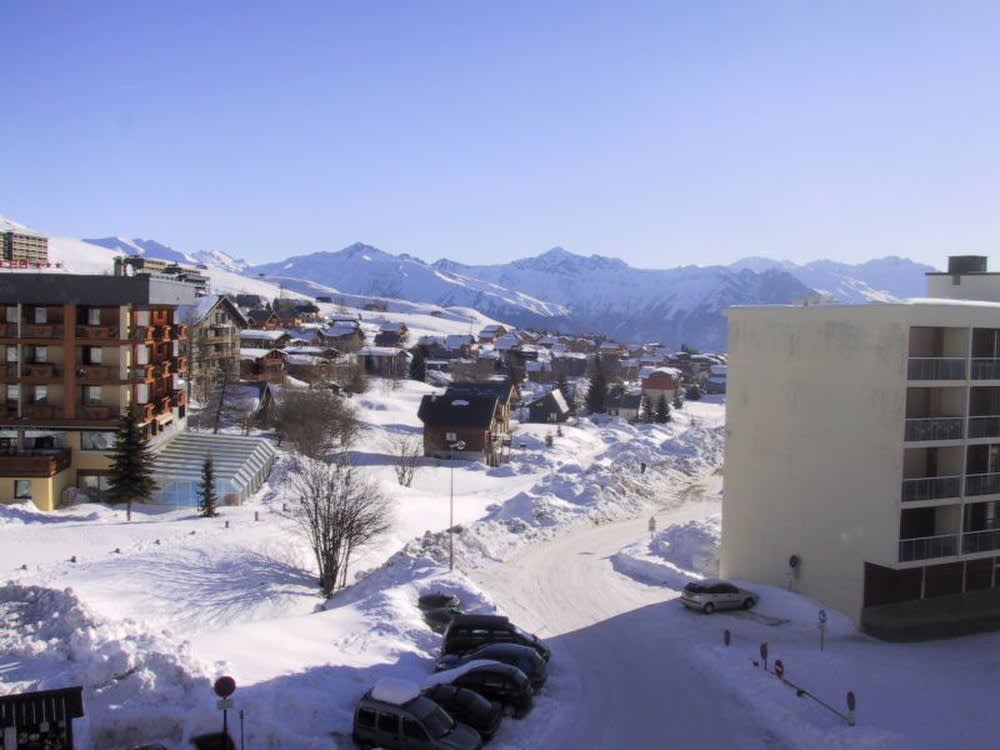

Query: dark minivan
left=422, top=684, right=503, bottom=740
left=441, top=615, right=550, bottom=662
left=428, top=660, right=534, bottom=718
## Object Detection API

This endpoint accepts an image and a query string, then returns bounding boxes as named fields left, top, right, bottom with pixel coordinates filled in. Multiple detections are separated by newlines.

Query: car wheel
left=743, top=597, right=755, bottom=610
left=703, top=602, right=715, bottom=615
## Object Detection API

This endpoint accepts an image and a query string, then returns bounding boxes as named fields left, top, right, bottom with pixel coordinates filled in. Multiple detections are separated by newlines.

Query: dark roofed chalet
left=445, top=381, right=518, bottom=434
left=418, top=393, right=502, bottom=466
left=526, top=388, right=570, bottom=423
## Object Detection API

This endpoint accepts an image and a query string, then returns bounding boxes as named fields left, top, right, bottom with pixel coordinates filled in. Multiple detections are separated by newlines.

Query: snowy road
left=474, top=510, right=788, bottom=750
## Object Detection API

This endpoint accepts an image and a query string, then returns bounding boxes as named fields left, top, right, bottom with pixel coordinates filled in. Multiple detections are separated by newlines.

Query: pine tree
left=686, top=383, right=703, bottom=401
left=409, top=346, right=427, bottom=382
left=640, top=392, right=654, bottom=423
left=672, top=391, right=683, bottom=410
left=585, top=355, right=608, bottom=414
left=655, top=393, right=671, bottom=423
left=106, top=407, right=159, bottom=521
left=198, top=456, right=218, bottom=517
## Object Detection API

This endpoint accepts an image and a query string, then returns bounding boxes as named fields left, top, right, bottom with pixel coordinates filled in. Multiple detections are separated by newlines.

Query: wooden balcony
left=22, top=404, right=65, bottom=419
left=173, top=324, right=188, bottom=339
left=78, top=404, right=114, bottom=420
left=19, top=324, right=64, bottom=339
left=75, top=325, right=120, bottom=340
left=74, top=364, right=121, bottom=382
left=0, top=448, right=72, bottom=477
left=138, top=402, right=156, bottom=423
left=171, top=389, right=187, bottom=408
left=21, top=363, right=63, bottom=381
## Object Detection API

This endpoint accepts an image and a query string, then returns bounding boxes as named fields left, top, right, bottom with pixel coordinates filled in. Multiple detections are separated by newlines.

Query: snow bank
left=611, top=516, right=720, bottom=587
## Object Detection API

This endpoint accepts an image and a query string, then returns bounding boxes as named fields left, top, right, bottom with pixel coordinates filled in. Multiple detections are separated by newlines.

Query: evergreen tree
left=672, top=391, right=683, bottom=410
left=640, top=392, right=654, bottom=423
left=106, top=407, right=159, bottom=522
left=685, top=383, right=703, bottom=401
left=556, top=374, right=575, bottom=413
left=585, top=355, right=608, bottom=414
left=409, top=346, right=427, bottom=382
left=655, top=393, right=671, bottom=423
left=198, top=456, right=218, bottom=517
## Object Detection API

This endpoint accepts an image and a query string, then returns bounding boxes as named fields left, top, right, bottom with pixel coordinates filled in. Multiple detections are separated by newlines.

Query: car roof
left=369, top=677, right=421, bottom=706
left=469, top=642, right=537, bottom=656
left=425, top=659, right=525, bottom=688
left=448, top=614, right=510, bottom=627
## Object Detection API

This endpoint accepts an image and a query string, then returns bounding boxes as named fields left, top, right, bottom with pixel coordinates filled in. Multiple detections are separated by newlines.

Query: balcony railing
left=899, top=533, right=959, bottom=562
left=75, top=325, right=120, bottom=340
left=965, top=472, right=1000, bottom=496
left=21, top=404, right=64, bottom=419
left=903, top=417, right=964, bottom=442
left=74, top=364, right=120, bottom=381
left=971, top=358, right=1000, bottom=380
left=908, top=357, right=966, bottom=380
left=968, top=416, right=1000, bottom=439
left=0, top=448, right=72, bottom=477
left=20, top=363, right=63, bottom=380
left=77, top=404, right=115, bottom=420
left=901, top=475, right=962, bottom=502
left=20, top=324, right=64, bottom=339
left=962, top=528, right=1000, bottom=554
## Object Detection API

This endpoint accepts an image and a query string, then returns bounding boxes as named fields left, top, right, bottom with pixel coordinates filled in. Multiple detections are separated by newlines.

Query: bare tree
left=274, top=389, right=360, bottom=458
left=287, top=456, right=392, bottom=597
left=392, top=435, right=422, bottom=487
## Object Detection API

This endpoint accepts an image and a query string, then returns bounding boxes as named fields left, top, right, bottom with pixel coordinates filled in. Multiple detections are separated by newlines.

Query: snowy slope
left=83, top=236, right=194, bottom=265
left=731, top=255, right=935, bottom=302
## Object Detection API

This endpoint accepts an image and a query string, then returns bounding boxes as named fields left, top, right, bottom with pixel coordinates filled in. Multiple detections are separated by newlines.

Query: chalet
left=177, top=294, right=248, bottom=400
left=236, top=294, right=269, bottom=310
left=526, top=389, right=570, bottom=423
left=607, top=391, right=644, bottom=422
left=246, top=309, right=281, bottom=329
left=478, top=324, right=508, bottom=344
left=641, top=366, right=682, bottom=405
left=374, top=321, right=409, bottom=347
left=317, top=319, right=366, bottom=353
left=444, top=334, right=477, bottom=357
left=240, top=328, right=291, bottom=349
left=417, top=393, right=503, bottom=466
left=359, top=346, right=409, bottom=378
left=239, top=347, right=287, bottom=384
left=444, top=381, right=518, bottom=434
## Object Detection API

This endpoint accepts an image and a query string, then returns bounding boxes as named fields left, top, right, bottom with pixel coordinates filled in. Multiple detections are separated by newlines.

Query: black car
left=418, top=592, right=462, bottom=611
left=422, top=684, right=503, bottom=741
left=435, top=643, right=547, bottom=689
left=442, top=615, right=550, bottom=663
left=429, top=661, right=534, bottom=718
left=423, top=606, right=463, bottom=634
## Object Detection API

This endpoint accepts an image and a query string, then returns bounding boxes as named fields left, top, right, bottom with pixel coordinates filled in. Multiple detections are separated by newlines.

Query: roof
left=446, top=381, right=516, bottom=405
left=527, top=389, right=569, bottom=413
left=246, top=309, right=276, bottom=323
left=370, top=678, right=421, bottom=706
left=177, top=294, right=249, bottom=327
left=608, top=392, right=643, bottom=409
left=240, top=329, right=288, bottom=341
left=418, top=393, right=500, bottom=428
left=358, top=346, right=408, bottom=357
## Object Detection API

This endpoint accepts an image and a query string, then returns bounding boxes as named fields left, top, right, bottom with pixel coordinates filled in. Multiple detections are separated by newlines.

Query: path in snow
left=473, top=501, right=789, bottom=750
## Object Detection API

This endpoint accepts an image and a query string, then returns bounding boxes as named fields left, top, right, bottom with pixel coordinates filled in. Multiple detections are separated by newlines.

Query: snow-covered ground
left=2, top=389, right=998, bottom=749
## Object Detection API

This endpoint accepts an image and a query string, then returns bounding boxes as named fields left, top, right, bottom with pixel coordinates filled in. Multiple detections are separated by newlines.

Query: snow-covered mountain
left=190, top=248, right=250, bottom=273
left=83, top=236, right=194, bottom=265
left=730, top=255, right=935, bottom=302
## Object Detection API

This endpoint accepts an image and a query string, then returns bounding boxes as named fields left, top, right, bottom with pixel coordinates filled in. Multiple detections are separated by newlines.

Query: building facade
left=179, top=295, right=247, bottom=402
left=722, top=299, right=1000, bottom=634
left=1, top=226, right=49, bottom=266
left=0, top=274, right=196, bottom=510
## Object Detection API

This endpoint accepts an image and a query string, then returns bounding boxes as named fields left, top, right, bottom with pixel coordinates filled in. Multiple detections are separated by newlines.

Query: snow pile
left=612, top=515, right=720, bottom=588
left=0, top=501, right=100, bottom=526
left=0, top=584, right=217, bottom=749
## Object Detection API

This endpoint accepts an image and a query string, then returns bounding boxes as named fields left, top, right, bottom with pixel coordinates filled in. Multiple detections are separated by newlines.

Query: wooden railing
left=0, top=448, right=72, bottom=477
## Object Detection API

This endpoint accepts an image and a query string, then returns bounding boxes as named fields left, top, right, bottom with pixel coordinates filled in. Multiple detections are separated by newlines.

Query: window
left=376, top=712, right=399, bottom=734
left=402, top=719, right=427, bottom=741
left=445, top=431, right=457, bottom=442
left=88, top=308, right=101, bottom=325
left=34, top=307, right=47, bottom=324
left=355, top=708, right=376, bottom=729
left=5, top=346, right=16, bottom=363
left=14, top=480, right=31, bottom=500
left=33, top=385, right=47, bottom=404
left=34, top=346, right=46, bottom=363
left=85, top=347, right=102, bottom=364
left=81, top=432, right=116, bottom=451
left=84, top=386, right=102, bottom=405
left=78, top=474, right=111, bottom=501
left=5, top=306, right=16, bottom=323
left=6, top=385, right=19, bottom=401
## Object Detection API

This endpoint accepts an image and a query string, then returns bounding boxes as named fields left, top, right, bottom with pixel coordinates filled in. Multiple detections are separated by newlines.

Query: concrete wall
left=721, top=305, right=909, bottom=624
left=927, top=274, right=1000, bottom=302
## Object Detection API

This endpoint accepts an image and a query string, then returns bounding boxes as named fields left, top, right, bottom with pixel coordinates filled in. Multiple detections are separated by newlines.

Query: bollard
left=225, top=520, right=230, bottom=529
left=760, top=641, right=769, bottom=671
left=723, top=629, right=731, bottom=646
left=774, top=659, right=785, bottom=680
left=114, top=547, right=121, bottom=554
left=282, top=503, right=287, bottom=512
left=70, top=555, right=76, bottom=564
left=255, top=511, right=260, bottom=522
left=847, top=691, right=856, bottom=726
left=154, top=539, right=160, bottom=545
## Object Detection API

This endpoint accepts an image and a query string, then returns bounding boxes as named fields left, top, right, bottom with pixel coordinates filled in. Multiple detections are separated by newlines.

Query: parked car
left=353, top=677, right=482, bottom=750
left=427, top=660, right=534, bottom=718
left=681, top=580, right=759, bottom=614
left=435, top=643, right=547, bottom=689
left=422, top=684, right=503, bottom=741
left=419, top=592, right=461, bottom=611
left=442, top=615, right=550, bottom=662
left=424, top=606, right=463, bottom=634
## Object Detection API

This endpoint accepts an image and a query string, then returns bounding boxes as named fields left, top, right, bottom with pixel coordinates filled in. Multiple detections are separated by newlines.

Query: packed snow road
left=474, top=511, right=789, bottom=750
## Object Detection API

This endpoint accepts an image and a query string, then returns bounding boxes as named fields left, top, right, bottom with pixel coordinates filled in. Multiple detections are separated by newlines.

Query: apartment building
left=722, top=294, right=1000, bottom=636
left=178, top=295, right=247, bottom=402
left=0, top=274, right=197, bottom=510
left=1, top=225, right=49, bottom=266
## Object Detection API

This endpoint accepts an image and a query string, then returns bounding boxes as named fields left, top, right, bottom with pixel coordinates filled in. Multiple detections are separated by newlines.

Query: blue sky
left=2, top=1, right=999, bottom=269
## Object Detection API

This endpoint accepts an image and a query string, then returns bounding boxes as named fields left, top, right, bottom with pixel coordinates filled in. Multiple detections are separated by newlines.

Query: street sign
left=216, top=698, right=234, bottom=710
left=818, top=609, right=828, bottom=625
left=774, top=659, right=784, bottom=679
left=214, top=676, right=237, bottom=698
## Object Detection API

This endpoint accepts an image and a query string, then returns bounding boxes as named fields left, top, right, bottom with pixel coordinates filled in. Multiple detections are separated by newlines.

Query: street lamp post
left=448, top=440, right=465, bottom=572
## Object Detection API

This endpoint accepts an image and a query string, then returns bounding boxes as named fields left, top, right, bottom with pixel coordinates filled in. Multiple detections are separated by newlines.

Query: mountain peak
left=514, top=247, right=629, bottom=273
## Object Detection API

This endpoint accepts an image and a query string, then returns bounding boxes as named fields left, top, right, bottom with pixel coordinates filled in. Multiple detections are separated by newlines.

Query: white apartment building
left=722, top=261, right=1000, bottom=636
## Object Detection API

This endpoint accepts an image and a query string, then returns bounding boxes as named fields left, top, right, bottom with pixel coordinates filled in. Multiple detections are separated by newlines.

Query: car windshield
left=684, top=583, right=706, bottom=593
left=421, top=704, right=455, bottom=739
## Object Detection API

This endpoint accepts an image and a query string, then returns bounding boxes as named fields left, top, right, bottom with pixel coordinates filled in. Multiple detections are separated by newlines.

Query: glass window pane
left=14, top=480, right=31, bottom=499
